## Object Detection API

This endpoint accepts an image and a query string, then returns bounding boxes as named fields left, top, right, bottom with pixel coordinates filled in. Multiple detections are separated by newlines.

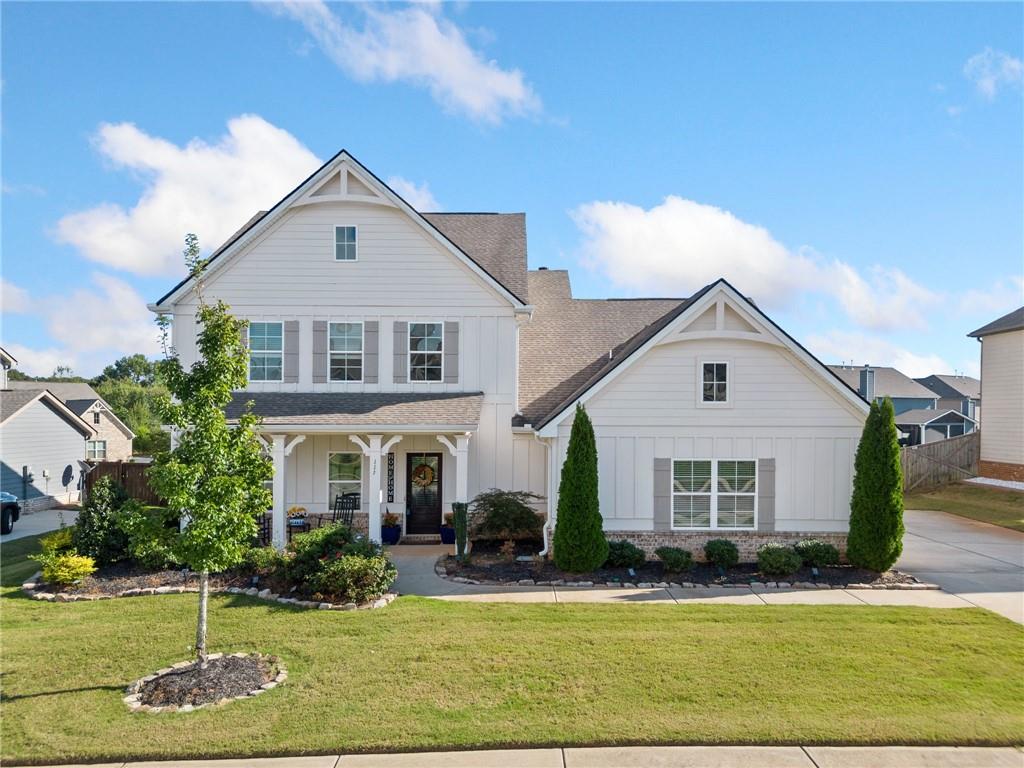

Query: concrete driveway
left=899, top=509, right=1024, bottom=623
left=0, top=508, right=78, bottom=543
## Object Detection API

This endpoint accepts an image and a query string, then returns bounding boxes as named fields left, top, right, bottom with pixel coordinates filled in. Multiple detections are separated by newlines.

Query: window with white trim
left=86, top=440, right=107, bottom=460
left=335, top=225, right=357, bottom=261
left=93, top=411, right=101, bottom=425
left=672, top=459, right=756, bottom=530
left=329, top=322, right=363, bottom=381
left=249, top=322, right=283, bottom=382
left=328, top=452, right=362, bottom=504
left=702, top=362, right=728, bottom=402
left=409, top=322, right=443, bottom=382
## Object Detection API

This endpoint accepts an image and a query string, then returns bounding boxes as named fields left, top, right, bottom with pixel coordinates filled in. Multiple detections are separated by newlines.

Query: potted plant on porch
left=381, top=511, right=402, bottom=545
left=439, top=511, right=456, bottom=545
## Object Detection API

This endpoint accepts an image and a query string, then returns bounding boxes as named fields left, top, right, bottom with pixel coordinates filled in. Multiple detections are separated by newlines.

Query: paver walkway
left=32, top=745, right=1024, bottom=767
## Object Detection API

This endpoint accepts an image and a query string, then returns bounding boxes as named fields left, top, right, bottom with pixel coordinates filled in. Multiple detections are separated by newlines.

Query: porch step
left=400, top=534, right=442, bottom=544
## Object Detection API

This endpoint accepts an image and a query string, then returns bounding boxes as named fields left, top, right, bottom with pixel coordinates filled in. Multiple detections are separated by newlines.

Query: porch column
left=437, top=433, right=471, bottom=504
left=270, top=434, right=306, bottom=550
left=351, top=434, right=401, bottom=543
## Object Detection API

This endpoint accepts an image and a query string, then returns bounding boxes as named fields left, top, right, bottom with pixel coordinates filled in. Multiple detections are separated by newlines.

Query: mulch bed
left=139, top=655, right=275, bottom=708
left=58, top=564, right=250, bottom=596
left=446, top=540, right=917, bottom=587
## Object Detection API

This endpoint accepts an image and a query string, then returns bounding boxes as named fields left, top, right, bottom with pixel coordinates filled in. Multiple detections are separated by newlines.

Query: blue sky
left=2, top=1, right=1021, bottom=378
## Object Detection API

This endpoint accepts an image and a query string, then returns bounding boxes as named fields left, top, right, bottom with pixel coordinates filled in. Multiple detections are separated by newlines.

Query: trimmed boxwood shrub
left=604, top=540, right=645, bottom=569
left=795, top=539, right=840, bottom=567
left=757, top=544, right=802, bottom=577
left=655, top=546, right=693, bottom=573
left=704, top=539, right=739, bottom=569
left=308, top=554, right=397, bottom=603
left=553, top=404, right=608, bottom=572
left=286, top=523, right=353, bottom=584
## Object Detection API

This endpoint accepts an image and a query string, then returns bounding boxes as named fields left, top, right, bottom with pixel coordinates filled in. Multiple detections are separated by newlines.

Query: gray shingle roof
left=225, top=392, right=484, bottom=427
left=0, top=389, right=95, bottom=435
left=423, top=213, right=528, bottom=303
left=517, top=269, right=690, bottom=426
left=6, top=381, right=100, bottom=403
left=969, top=306, right=1024, bottom=338
left=827, top=366, right=937, bottom=400
left=915, top=374, right=981, bottom=401
left=895, top=408, right=975, bottom=425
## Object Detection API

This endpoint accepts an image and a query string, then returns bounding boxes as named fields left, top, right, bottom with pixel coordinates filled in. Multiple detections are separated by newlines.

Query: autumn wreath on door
left=411, top=463, right=435, bottom=488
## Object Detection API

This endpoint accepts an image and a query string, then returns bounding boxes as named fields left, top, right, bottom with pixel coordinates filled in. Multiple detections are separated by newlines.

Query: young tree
left=846, top=397, right=905, bottom=572
left=552, top=403, right=608, bottom=572
left=148, top=234, right=271, bottom=664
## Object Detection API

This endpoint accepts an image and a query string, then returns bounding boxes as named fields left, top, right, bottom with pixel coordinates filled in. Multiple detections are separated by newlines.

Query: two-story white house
left=150, top=151, right=868, bottom=558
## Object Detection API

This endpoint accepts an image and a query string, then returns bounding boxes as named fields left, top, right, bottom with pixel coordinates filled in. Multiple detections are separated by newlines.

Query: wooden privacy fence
left=84, top=460, right=163, bottom=505
left=900, top=431, right=980, bottom=492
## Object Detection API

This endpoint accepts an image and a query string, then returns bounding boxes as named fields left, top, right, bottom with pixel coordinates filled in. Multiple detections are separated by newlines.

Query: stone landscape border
left=122, top=653, right=286, bottom=714
left=435, top=559, right=940, bottom=590
left=21, top=572, right=398, bottom=611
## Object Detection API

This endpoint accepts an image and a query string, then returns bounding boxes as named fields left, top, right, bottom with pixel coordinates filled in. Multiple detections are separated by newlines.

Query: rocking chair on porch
left=320, top=493, right=359, bottom=529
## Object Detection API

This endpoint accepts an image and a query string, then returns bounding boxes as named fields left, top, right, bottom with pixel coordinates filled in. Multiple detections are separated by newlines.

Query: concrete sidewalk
left=37, top=745, right=1024, bottom=767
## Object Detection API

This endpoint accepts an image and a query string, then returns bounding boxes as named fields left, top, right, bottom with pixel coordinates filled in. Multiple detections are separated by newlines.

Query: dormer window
left=702, top=362, right=728, bottom=403
left=335, top=225, right=357, bottom=261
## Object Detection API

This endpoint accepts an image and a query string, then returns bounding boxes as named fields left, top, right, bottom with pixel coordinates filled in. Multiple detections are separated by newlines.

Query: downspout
left=534, top=431, right=552, bottom=557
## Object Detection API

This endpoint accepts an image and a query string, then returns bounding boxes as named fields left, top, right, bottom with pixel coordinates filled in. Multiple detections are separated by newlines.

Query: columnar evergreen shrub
left=452, top=502, right=469, bottom=561
left=72, top=476, right=130, bottom=565
left=847, top=398, right=905, bottom=572
left=553, top=403, right=608, bottom=572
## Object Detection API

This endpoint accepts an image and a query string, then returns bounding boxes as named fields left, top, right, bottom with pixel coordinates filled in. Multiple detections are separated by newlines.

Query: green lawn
left=2, top=536, right=1023, bottom=764
left=906, top=482, right=1024, bottom=532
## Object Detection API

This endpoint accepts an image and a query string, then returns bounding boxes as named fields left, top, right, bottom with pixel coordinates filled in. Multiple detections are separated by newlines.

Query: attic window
left=702, top=362, right=729, bottom=403
left=335, top=226, right=357, bottom=261
left=93, top=411, right=101, bottom=425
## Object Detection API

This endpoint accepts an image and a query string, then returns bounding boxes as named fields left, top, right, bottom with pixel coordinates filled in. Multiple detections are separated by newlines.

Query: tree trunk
left=196, top=570, right=209, bottom=667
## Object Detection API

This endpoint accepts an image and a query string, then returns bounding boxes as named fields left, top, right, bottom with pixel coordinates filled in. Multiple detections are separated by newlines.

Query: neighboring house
left=893, top=408, right=977, bottom=446
left=828, top=365, right=939, bottom=416
left=6, top=381, right=134, bottom=460
left=0, top=347, right=16, bottom=389
left=915, top=374, right=981, bottom=423
left=0, top=389, right=95, bottom=511
left=969, top=307, right=1024, bottom=481
left=150, top=150, right=868, bottom=556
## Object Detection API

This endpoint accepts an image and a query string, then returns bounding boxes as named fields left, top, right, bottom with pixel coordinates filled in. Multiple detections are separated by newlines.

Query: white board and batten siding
left=552, top=338, right=865, bottom=533
left=168, top=200, right=537, bottom=514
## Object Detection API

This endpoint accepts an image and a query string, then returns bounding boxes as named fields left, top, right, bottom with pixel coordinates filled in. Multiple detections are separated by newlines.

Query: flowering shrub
left=286, top=523, right=353, bottom=584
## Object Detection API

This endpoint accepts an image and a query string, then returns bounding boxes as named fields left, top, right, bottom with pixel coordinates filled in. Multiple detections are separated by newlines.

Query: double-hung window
left=702, top=362, right=728, bottom=403
left=409, top=322, right=443, bottom=382
left=249, top=322, right=283, bottom=382
left=329, top=322, right=363, bottom=381
left=86, top=440, right=107, bottom=460
left=328, top=452, right=362, bottom=503
left=672, top=459, right=756, bottom=530
left=335, top=226, right=357, bottom=261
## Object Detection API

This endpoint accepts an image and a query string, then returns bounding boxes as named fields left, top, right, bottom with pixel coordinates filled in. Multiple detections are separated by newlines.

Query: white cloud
left=964, top=47, right=1023, bottom=100
left=386, top=176, right=440, bottom=211
left=571, top=195, right=939, bottom=331
left=946, top=105, right=964, bottom=117
left=2, top=274, right=161, bottom=377
left=806, top=330, right=956, bottom=379
left=269, top=1, right=541, bottom=124
left=957, top=275, right=1024, bottom=317
left=1, top=280, right=32, bottom=313
left=56, top=115, right=322, bottom=275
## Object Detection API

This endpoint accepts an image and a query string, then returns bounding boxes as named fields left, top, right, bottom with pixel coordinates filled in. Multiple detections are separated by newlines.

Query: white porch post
left=437, top=433, right=471, bottom=504
left=352, top=434, right=402, bottom=543
left=270, top=434, right=306, bottom=550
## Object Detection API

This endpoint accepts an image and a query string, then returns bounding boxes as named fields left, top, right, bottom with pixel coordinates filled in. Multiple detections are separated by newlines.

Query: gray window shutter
left=757, top=458, right=775, bottom=532
left=393, top=321, right=408, bottom=383
left=653, top=457, right=672, bottom=531
left=312, top=321, right=328, bottom=383
left=283, top=321, right=299, bottom=383
left=364, top=321, right=379, bottom=384
left=239, top=324, right=248, bottom=349
left=443, top=321, right=459, bottom=383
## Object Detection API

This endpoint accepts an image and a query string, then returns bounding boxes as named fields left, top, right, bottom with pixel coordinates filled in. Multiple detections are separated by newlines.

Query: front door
left=406, top=453, right=442, bottom=535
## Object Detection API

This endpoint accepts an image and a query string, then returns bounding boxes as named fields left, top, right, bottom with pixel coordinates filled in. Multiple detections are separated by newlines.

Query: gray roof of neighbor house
left=516, top=269, right=692, bottom=426
left=6, top=381, right=101, bottom=403
left=224, top=392, right=484, bottom=428
left=915, top=374, right=981, bottom=401
left=969, top=306, right=1024, bottom=338
left=827, top=365, right=937, bottom=400
left=0, top=389, right=96, bottom=435
left=894, top=408, right=976, bottom=426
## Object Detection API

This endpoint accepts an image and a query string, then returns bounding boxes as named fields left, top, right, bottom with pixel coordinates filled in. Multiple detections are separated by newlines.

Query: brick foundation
left=979, top=460, right=1024, bottom=483
left=606, top=531, right=848, bottom=563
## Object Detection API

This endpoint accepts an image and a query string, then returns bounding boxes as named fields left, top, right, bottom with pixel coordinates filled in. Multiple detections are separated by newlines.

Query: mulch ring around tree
left=125, top=653, right=285, bottom=713
left=444, top=540, right=921, bottom=588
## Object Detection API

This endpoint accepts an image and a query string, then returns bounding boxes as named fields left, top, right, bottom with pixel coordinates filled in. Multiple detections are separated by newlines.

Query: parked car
left=1, top=491, right=22, bottom=535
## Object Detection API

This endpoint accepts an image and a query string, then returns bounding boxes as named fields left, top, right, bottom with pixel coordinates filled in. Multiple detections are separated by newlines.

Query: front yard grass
left=2, top=537, right=1023, bottom=764
left=906, top=482, right=1024, bottom=532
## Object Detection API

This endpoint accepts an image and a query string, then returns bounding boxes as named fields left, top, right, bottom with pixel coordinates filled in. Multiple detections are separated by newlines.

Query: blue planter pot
left=381, top=525, right=402, bottom=545
left=439, top=526, right=456, bottom=544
